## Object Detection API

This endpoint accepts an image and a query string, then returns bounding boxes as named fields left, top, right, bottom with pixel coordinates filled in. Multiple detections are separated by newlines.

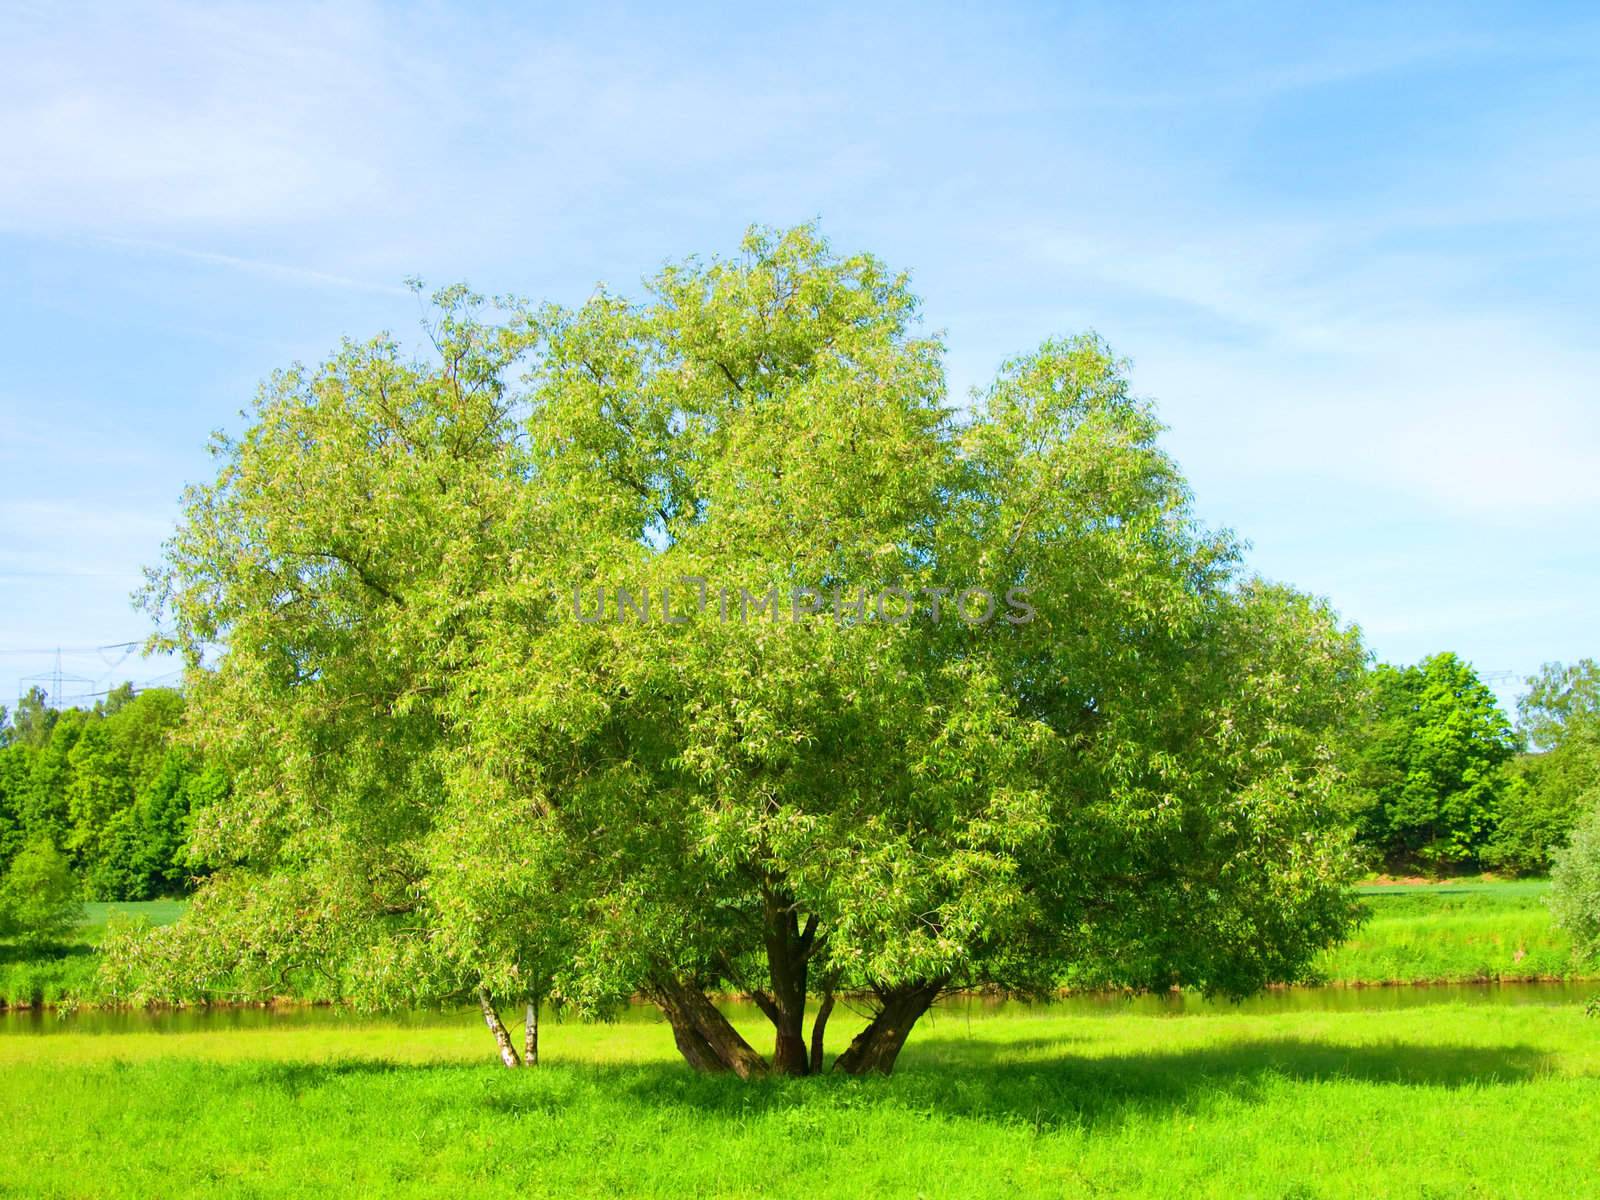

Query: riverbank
left=1313, top=878, right=1589, bottom=984
left=2, top=881, right=1595, bottom=1011
left=0, top=899, right=184, bottom=1007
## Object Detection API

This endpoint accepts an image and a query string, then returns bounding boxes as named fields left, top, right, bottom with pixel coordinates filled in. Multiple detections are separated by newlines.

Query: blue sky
left=1, top=0, right=1596, bottom=717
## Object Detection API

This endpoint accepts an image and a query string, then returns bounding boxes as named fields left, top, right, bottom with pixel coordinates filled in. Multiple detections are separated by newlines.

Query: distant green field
left=2, top=882, right=1594, bottom=1009
left=1315, top=879, right=1593, bottom=985
left=2, top=998, right=1597, bottom=1198
left=0, top=899, right=184, bottom=1007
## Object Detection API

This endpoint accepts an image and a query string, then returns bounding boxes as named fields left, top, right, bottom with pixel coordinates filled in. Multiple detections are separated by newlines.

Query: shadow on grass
left=239, top=1060, right=412, bottom=1093
left=0, top=942, right=93, bottom=966
left=583, top=1036, right=1555, bottom=1131
left=129, top=1027, right=1555, bottom=1132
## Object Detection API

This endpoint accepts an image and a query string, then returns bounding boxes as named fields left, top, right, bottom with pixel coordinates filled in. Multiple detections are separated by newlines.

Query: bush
left=1549, top=800, right=1600, bottom=965
left=1483, top=753, right=1595, bottom=875
left=0, top=840, right=82, bottom=950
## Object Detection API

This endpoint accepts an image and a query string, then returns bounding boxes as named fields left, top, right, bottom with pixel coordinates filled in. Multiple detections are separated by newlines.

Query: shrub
left=1549, top=797, right=1600, bottom=965
left=0, top=840, right=82, bottom=950
left=1483, top=752, right=1595, bottom=875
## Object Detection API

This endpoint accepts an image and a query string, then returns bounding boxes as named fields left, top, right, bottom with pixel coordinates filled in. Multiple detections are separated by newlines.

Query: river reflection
left=2, top=979, right=1593, bottom=1037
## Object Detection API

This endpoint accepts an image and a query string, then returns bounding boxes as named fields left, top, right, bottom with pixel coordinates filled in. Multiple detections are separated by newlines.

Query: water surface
left=3, top=979, right=1592, bottom=1037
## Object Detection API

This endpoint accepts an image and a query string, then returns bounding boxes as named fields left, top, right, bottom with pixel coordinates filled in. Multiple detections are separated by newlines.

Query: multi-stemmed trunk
left=648, top=965, right=945, bottom=1079
left=753, top=898, right=818, bottom=1076
left=830, top=980, right=944, bottom=1076
left=647, top=973, right=770, bottom=1079
left=491, top=968, right=942, bottom=1078
left=478, top=987, right=545, bottom=1069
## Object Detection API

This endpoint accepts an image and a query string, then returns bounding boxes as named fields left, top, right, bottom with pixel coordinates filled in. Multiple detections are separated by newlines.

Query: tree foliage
left=1519, top=659, right=1600, bottom=752
left=1487, top=659, right=1600, bottom=874
left=1346, top=653, right=1520, bottom=869
left=0, top=688, right=209, bottom=899
left=123, top=227, right=1368, bottom=1075
left=1550, top=800, right=1600, bottom=966
left=0, top=839, right=81, bottom=950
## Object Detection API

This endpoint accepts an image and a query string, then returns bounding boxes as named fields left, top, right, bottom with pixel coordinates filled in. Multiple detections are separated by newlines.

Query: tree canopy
left=0, top=686, right=210, bottom=904
left=116, top=226, right=1369, bottom=1075
left=1344, top=653, right=1521, bottom=869
left=1489, top=659, right=1600, bottom=874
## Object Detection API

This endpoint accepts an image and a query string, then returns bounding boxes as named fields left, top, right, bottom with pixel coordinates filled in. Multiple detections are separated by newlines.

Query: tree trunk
left=832, top=981, right=942, bottom=1076
left=809, top=988, right=835, bottom=1075
left=523, top=995, right=540, bottom=1067
left=762, top=900, right=814, bottom=1076
left=648, top=974, right=769, bottom=1079
left=477, top=986, right=521, bottom=1069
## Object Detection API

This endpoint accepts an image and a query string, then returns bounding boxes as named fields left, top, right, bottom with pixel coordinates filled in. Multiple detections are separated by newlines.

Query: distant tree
left=0, top=839, right=81, bottom=950
left=134, top=750, right=217, bottom=893
left=74, top=690, right=194, bottom=899
left=0, top=688, right=203, bottom=900
left=1484, top=748, right=1597, bottom=875
left=0, top=745, right=26, bottom=872
left=1487, top=659, right=1600, bottom=874
left=1550, top=800, right=1600, bottom=965
left=107, top=689, right=184, bottom=781
left=66, top=721, right=133, bottom=873
left=96, top=682, right=138, bottom=718
left=1520, top=659, right=1600, bottom=751
left=121, top=228, right=1369, bottom=1076
left=1349, top=653, right=1520, bottom=870
left=21, top=711, right=87, bottom=850
left=85, top=747, right=220, bottom=900
left=10, top=687, right=57, bottom=749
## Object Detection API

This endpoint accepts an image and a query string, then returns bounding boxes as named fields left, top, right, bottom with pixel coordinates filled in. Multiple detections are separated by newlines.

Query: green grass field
left=2, top=884, right=1597, bottom=1196
left=1315, top=880, right=1589, bottom=984
left=2, top=998, right=1597, bottom=1197
left=0, top=899, right=185, bottom=1007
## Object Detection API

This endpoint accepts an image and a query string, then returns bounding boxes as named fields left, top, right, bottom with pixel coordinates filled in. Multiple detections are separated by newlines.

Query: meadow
left=0, top=900, right=185, bottom=1008
left=1314, top=879, right=1587, bottom=984
left=2, top=994, right=1598, bottom=1198
left=0, top=881, right=1596, bottom=1195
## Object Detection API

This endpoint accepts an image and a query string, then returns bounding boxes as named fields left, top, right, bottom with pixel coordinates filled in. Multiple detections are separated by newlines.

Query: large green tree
left=119, top=227, right=1367, bottom=1075
left=1347, top=653, right=1520, bottom=869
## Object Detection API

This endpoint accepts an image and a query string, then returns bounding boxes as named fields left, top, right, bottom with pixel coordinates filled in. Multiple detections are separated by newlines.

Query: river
left=2, top=979, right=1592, bottom=1037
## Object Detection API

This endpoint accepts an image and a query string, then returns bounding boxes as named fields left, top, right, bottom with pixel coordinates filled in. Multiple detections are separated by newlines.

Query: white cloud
left=0, top=0, right=411, bottom=233
left=1026, top=216, right=1600, bottom=520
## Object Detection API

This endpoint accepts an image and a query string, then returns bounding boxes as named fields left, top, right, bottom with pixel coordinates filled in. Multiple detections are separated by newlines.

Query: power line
left=0, top=571, right=142, bottom=578
left=0, top=640, right=146, bottom=656
left=3, top=638, right=195, bottom=712
left=19, top=649, right=98, bottom=710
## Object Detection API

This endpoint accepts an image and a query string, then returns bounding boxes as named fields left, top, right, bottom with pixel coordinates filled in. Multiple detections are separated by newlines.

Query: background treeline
left=1344, top=655, right=1600, bottom=874
left=0, top=685, right=224, bottom=911
left=0, top=653, right=1595, bottom=930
